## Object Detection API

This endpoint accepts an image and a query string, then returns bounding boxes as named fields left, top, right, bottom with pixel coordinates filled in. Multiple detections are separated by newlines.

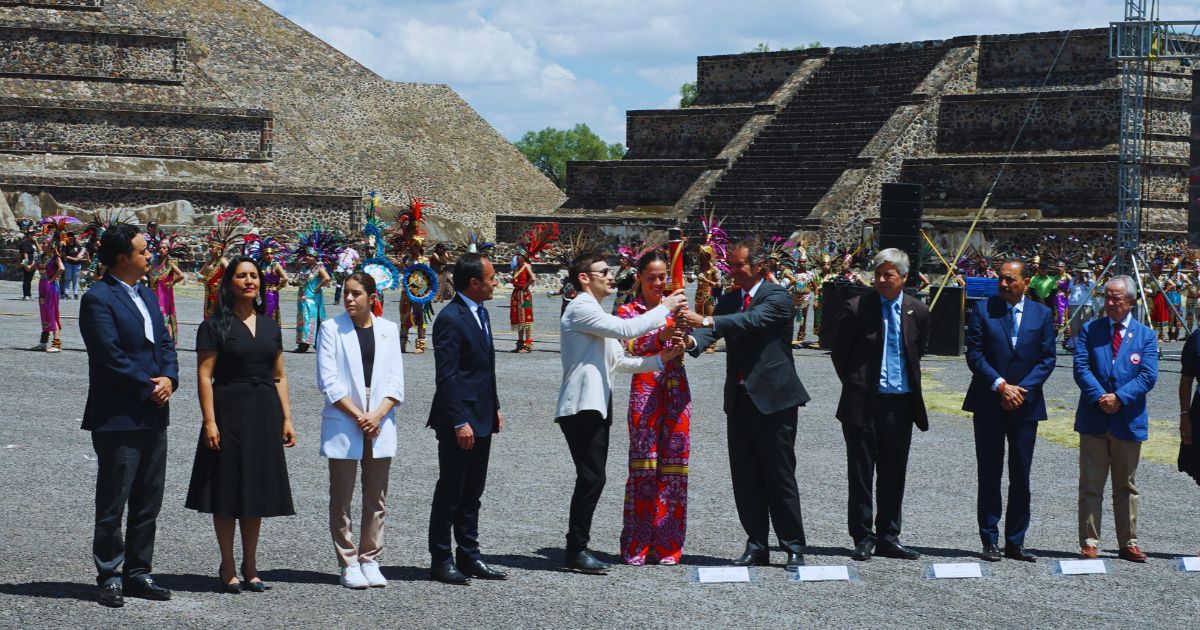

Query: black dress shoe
left=785, top=550, right=805, bottom=571
left=430, top=562, right=470, bottom=585
left=730, top=548, right=770, bottom=567
left=875, top=542, right=921, bottom=560
left=563, top=550, right=610, bottom=575
left=457, top=558, right=507, bottom=580
left=124, top=575, right=171, bottom=601
left=981, top=544, right=1002, bottom=562
left=851, top=539, right=875, bottom=562
left=97, top=582, right=123, bottom=608
left=1004, top=545, right=1037, bottom=563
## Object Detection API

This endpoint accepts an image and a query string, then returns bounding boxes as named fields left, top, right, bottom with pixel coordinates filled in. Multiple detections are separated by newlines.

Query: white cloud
left=273, top=0, right=1179, bottom=145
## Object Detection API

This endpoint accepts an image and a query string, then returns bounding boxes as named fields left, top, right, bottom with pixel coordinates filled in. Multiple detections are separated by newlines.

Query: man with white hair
left=1073, top=274, right=1157, bottom=562
left=831, top=247, right=929, bottom=562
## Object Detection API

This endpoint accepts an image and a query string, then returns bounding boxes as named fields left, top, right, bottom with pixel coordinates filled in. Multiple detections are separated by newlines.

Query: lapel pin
left=906, top=310, right=913, bottom=315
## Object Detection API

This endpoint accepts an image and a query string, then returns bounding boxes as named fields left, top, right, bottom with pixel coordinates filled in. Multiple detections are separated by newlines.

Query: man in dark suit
left=964, top=259, right=1056, bottom=562
left=683, top=239, right=810, bottom=570
left=832, top=247, right=929, bottom=562
left=79, top=223, right=178, bottom=608
left=427, top=253, right=506, bottom=585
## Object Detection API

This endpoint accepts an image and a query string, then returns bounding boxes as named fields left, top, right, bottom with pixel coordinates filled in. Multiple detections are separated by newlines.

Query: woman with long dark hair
left=186, top=255, right=296, bottom=594
left=616, top=250, right=692, bottom=565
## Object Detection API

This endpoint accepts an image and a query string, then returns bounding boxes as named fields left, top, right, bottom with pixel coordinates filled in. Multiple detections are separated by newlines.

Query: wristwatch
left=703, top=316, right=712, bottom=328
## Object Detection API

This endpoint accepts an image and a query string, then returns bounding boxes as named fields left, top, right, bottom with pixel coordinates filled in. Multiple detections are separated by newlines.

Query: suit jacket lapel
left=339, top=314, right=366, bottom=402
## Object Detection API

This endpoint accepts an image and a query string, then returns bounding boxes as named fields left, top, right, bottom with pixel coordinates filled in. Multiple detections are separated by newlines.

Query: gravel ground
left=1, top=279, right=1199, bottom=629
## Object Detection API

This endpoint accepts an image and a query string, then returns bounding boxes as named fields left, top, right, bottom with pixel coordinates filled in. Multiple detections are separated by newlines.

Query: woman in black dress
left=186, top=255, right=296, bottom=593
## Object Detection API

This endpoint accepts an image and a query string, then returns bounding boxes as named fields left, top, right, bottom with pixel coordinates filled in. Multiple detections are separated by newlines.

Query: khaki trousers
left=1078, top=431, right=1141, bottom=549
left=329, top=436, right=392, bottom=567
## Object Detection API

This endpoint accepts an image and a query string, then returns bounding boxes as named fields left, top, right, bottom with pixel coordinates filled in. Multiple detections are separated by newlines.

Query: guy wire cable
left=930, top=0, right=1089, bottom=310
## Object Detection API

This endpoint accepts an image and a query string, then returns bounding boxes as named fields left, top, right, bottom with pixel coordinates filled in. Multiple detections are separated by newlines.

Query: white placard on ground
left=1180, top=557, right=1200, bottom=572
left=1058, top=559, right=1107, bottom=575
left=794, top=565, right=851, bottom=582
left=696, top=567, right=751, bottom=583
left=931, top=562, right=984, bottom=579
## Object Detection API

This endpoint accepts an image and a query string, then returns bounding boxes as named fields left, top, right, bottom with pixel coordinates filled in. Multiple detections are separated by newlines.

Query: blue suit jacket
left=963, top=297, right=1057, bottom=421
left=1073, top=316, right=1158, bottom=441
left=427, top=295, right=499, bottom=438
left=79, top=274, right=179, bottom=432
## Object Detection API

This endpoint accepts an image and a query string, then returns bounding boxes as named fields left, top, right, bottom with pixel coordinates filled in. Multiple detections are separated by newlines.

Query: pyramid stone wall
left=0, top=0, right=563, bottom=246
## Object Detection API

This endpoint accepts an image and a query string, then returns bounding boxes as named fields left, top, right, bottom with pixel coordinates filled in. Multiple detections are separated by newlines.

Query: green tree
left=515, top=124, right=626, bottom=190
left=679, top=81, right=698, bottom=108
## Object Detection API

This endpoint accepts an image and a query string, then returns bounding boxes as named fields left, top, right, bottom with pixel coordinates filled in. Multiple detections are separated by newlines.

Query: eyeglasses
left=588, top=267, right=612, bottom=277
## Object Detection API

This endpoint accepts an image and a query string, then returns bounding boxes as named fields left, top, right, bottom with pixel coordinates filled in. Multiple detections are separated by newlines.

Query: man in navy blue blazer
left=427, top=253, right=506, bottom=585
left=79, top=223, right=178, bottom=608
left=964, top=260, right=1056, bottom=563
left=1073, top=274, right=1157, bottom=562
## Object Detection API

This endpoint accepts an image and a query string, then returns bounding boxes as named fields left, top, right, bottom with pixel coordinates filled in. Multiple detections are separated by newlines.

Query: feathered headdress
left=765, top=235, right=797, bottom=273
left=698, top=209, right=729, bottom=273
left=388, top=197, right=428, bottom=252
left=517, top=222, right=560, bottom=262
left=557, top=228, right=597, bottom=267
left=38, top=214, right=82, bottom=247
left=242, top=234, right=290, bottom=264
left=155, top=232, right=195, bottom=263
left=292, top=222, right=347, bottom=272
left=80, top=209, right=135, bottom=243
left=208, top=208, right=251, bottom=252
left=461, top=230, right=494, bottom=255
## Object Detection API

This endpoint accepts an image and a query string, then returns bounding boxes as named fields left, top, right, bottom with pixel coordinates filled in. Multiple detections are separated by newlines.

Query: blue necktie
left=886, top=302, right=903, bottom=391
left=1009, top=305, right=1018, bottom=340
left=477, top=305, right=492, bottom=348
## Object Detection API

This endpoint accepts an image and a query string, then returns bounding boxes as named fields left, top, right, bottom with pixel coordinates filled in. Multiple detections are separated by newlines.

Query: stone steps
left=0, top=97, right=273, bottom=161
left=0, top=19, right=185, bottom=84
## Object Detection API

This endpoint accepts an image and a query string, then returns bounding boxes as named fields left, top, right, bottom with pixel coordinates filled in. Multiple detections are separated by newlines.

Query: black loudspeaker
left=879, top=182, right=923, bottom=287
left=927, top=286, right=966, bottom=356
left=819, top=281, right=875, bottom=351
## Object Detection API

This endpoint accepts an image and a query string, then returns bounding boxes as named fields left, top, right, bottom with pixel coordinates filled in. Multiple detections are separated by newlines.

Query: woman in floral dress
left=617, top=250, right=691, bottom=565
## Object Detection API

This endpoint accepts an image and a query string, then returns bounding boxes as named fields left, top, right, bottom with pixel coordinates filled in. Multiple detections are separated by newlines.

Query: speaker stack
left=879, top=183, right=923, bottom=287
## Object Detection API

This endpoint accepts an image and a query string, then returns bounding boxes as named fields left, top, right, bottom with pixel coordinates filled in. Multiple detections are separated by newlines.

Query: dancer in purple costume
left=36, top=237, right=64, bottom=352
left=260, top=245, right=290, bottom=326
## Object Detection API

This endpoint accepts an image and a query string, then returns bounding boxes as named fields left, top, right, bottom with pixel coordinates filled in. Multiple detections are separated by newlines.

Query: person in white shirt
left=554, top=249, right=687, bottom=574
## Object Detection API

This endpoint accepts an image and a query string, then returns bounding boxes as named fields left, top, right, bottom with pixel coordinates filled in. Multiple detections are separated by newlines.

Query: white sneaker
left=360, top=561, right=387, bottom=588
left=46, top=345, right=61, bottom=353
left=339, top=563, right=369, bottom=589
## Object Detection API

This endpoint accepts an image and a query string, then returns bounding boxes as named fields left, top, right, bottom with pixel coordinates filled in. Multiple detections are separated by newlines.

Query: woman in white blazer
left=316, top=272, right=404, bottom=590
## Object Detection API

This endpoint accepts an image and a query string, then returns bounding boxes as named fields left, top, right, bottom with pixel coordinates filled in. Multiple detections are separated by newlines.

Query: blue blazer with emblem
left=79, top=273, right=179, bottom=432
left=1072, top=316, right=1158, bottom=441
left=963, top=297, right=1057, bottom=422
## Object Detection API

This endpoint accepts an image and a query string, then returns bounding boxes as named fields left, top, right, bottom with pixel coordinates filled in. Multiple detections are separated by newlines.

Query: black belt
left=217, top=377, right=279, bottom=387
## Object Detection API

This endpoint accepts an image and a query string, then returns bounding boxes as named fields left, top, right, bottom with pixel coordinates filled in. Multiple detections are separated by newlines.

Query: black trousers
left=428, top=433, right=492, bottom=565
left=557, top=408, right=610, bottom=553
left=728, top=389, right=806, bottom=553
left=842, top=394, right=914, bottom=546
left=21, top=268, right=34, bottom=298
left=91, top=427, right=168, bottom=586
left=974, top=414, right=1038, bottom=547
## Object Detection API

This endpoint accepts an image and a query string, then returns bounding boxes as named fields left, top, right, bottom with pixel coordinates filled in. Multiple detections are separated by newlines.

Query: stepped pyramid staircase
left=697, top=44, right=948, bottom=236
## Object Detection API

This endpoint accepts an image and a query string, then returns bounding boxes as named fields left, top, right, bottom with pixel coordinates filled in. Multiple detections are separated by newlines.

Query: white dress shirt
left=115, top=276, right=154, bottom=343
left=992, top=296, right=1025, bottom=391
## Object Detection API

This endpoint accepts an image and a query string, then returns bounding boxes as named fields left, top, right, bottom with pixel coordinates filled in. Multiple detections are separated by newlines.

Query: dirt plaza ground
left=1, top=279, right=1199, bottom=629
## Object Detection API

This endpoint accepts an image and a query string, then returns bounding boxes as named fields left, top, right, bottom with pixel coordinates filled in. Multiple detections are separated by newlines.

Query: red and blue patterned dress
left=617, top=296, right=691, bottom=565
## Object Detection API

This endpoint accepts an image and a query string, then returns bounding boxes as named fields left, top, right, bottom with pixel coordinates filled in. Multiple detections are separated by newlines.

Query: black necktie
left=477, top=305, right=492, bottom=348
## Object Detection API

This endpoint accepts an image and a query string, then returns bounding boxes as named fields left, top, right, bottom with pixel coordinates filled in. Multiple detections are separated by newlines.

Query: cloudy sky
left=261, top=0, right=1194, bottom=146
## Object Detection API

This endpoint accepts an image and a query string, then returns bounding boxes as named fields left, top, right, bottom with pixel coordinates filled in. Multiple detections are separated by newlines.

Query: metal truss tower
left=1106, top=0, right=1199, bottom=317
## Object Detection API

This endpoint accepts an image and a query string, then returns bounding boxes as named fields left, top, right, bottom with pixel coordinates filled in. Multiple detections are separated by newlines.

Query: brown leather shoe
left=1118, top=545, right=1148, bottom=563
left=1080, top=545, right=1099, bottom=559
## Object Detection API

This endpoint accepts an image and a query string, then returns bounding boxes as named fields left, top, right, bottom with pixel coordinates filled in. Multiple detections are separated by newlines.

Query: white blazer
left=316, top=312, right=405, bottom=459
left=555, top=291, right=668, bottom=419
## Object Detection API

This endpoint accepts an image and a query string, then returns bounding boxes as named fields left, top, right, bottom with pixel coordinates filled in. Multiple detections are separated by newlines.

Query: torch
left=666, top=227, right=685, bottom=293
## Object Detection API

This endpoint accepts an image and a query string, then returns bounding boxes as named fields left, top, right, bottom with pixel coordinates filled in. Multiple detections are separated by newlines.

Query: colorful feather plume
left=242, top=234, right=290, bottom=264
left=208, top=208, right=251, bottom=251
left=518, top=222, right=560, bottom=262
left=80, top=209, right=135, bottom=242
left=698, top=209, right=729, bottom=273
left=292, top=222, right=347, bottom=272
